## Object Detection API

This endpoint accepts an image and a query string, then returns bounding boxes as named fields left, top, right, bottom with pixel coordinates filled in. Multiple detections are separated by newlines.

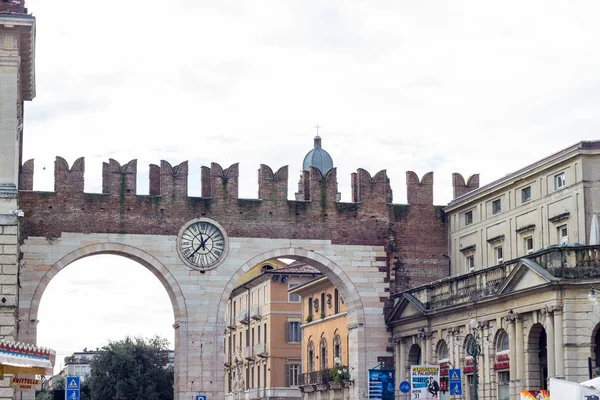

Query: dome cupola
left=302, top=135, right=334, bottom=173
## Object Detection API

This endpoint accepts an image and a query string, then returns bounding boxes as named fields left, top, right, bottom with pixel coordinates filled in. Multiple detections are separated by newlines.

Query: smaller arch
left=307, top=339, right=315, bottom=372
left=408, top=343, right=422, bottom=366
left=333, top=331, right=342, bottom=365
left=496, top=329, right=510, bottom=353
left=320, top=335, right=328, bottom=370
left=436, top=340, right=449, bottom=362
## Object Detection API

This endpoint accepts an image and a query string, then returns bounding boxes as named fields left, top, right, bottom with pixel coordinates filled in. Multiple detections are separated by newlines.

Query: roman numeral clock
left=177, top=218, right=229, bottom=271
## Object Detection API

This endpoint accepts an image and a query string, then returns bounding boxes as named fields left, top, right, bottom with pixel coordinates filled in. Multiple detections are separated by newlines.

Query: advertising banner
left=9, top=377, right=42, bottom=390
left=520, top=390, right=550, bottom=399
left=410, top=365, right=440, bottom=400
left=368, top=369, right=395, bottom=400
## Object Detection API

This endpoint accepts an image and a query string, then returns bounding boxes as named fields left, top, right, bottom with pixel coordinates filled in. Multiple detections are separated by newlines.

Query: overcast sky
left=26, top=0, right=600, bottom=371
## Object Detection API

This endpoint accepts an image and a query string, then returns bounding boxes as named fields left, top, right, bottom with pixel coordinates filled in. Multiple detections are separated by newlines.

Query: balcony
left=250, top=305, right=261, bottom=320
left=255, top=342, right=268, bottom=358
left=238, top=311, right=249, bottom=325
left=298, top=368, right=352, bottom=393
left=225, top=315, right=236, bottom=330
left=398, top=245, right=600, bottom=312
left=243, top=346, right=255, bottom=360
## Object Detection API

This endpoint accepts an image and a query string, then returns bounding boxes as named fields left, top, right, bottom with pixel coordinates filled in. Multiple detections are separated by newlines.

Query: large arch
left=214, top=247, right=371, bottom=398
left=18, top=233, right=389, bottom=399
left=18, top=242, right=188, bottom=400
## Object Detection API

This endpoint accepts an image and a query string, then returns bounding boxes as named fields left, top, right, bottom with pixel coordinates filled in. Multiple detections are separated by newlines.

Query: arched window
left=334, top=289, right=339, bottom=314
left=497, top=330, right=510, bottom=352
left=437, top=341, right=449, bottom=361
left=307, top=340, right=315, bottom=372
left=333, top=333, right=342, bottom=364
left=320, top=336, right=328, bottom=370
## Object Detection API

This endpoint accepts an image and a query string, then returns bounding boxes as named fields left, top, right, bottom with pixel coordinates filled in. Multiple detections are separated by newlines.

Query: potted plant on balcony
left=329, top=364, right=351, bottom=389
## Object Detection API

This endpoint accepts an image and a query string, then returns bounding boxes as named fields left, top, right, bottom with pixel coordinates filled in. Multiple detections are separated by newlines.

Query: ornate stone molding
left=541, top=305, right=563, bottom=315
left=505, top=310, right=519, bottom=323
left=417, top=328, right=433, bottom=340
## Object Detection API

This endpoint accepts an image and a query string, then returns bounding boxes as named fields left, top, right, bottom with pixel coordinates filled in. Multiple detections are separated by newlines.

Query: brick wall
left=18, top=157, right=449, bottom=297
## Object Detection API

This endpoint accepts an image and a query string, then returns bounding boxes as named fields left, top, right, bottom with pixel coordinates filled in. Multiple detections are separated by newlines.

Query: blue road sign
left=448, top=368, right=463, bottom=395
left=196, top=396, right=207, bottom=400
left=66, top=389, right=80, bottom=400
left=399, top=380, right=411, bottom=393
left=66, top=376, right=80, bottom=390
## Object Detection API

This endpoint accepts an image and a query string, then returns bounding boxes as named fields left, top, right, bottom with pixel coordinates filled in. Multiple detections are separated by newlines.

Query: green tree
left=87, top=336, right=173, bottom=400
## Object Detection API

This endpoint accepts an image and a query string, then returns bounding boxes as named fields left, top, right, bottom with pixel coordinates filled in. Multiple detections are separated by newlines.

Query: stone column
left=543, top=306, right=556, bottom=378
left=505, top=311, right=518, bottom=400
left=516, top=316, right=525, bottom=395
left=554, top=306, right=564, bottom=377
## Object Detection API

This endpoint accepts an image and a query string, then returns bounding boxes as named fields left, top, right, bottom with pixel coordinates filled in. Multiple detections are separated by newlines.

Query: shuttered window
left=285, top=364, right=301, bottom=386
left=286, top=321, right=301, bottom=343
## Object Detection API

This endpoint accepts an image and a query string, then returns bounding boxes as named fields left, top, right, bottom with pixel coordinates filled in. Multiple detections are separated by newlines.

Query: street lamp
left=467, top=319, right=481, bottom=400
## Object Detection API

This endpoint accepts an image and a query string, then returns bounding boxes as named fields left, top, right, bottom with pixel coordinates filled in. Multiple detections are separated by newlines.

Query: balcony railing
left=238, top=311, right=249, bottom=325
left=225, top=315, right=236, bottom=330
left=298, top=371, right=323, bottom=386
left=255, top=342, right=268, bottom=358
left=250, top=306, right=261, bottom=320
left=243, top=346, right=255, bottom=360
left=407, top=245, right=600, bottom=311
left=298, top=368, right=352, bottom=390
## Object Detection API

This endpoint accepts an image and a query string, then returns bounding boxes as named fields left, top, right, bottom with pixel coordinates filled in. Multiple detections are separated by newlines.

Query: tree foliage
left=87, top=336, right=174, bottom=400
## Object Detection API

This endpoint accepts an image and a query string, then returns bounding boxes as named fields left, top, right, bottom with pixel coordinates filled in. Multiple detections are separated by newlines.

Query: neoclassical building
left=388, top=141, right=600, bottom=399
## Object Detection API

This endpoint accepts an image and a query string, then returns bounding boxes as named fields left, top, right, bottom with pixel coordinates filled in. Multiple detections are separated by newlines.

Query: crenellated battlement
left=452, top=172, right=480, bottom=199
left=17, top=157, right=457, bottom=292
left=406, top=171, right=433, bottom=205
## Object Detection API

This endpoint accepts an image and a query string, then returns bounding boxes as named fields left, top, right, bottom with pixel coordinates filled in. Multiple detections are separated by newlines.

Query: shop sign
left=9, top=377, right=41, bottom=390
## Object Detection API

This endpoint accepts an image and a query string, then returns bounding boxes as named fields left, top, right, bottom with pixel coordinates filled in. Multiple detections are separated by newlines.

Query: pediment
left=386, top=293, right=426, bottom=324
left=498, top=258, right=559, bottom=294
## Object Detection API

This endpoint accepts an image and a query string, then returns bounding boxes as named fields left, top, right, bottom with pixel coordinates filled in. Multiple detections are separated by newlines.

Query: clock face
left=177, top=218, right=228, bottom=271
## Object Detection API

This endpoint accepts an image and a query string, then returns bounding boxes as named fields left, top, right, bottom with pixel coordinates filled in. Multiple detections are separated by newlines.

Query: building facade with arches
left=388, top=142, right=600, bottom=399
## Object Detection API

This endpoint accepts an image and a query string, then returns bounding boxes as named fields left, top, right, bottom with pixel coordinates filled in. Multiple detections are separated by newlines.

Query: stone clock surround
left=18, top=232, right=389, bottom=399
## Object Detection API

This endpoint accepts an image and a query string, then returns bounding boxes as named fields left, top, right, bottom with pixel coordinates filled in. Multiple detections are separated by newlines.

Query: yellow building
left=224, top=261, right=321, bottom=399
left=289, top=277, right=351, bottom=398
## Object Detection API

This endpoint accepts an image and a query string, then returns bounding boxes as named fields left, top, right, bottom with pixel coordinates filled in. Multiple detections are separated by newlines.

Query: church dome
left=302, top=136, right=334, bottom=173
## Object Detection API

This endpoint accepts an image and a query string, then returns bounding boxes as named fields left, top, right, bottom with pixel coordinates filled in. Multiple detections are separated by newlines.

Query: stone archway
left=18, top=241, right=188, bottom=399
left=18, top=234, right=390, bottom=399
left=214, top=247, right=382, bottom=398
left=526, top=323, right=548, bottom=390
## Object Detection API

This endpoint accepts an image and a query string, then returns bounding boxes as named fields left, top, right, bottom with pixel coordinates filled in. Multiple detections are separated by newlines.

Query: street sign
left=448, top=368, right=463, bottom=395
left=66, top=377, right=80, bottom=390
left=399, top=381, right=411, bottom=393
left=65, top=389, right=80, bottom=400
left=196, top=396, right=207, bottom=400
left=65, top=376, right=80, bottom=400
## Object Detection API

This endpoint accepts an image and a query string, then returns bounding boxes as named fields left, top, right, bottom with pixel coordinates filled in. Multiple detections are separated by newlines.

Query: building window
left=521, top=186, right=531, bottom=202
left=492, top=199, right=502, bottom=215
left=466, top=255, right=474, bottom=272
left=465, top=210, right=473, bottom=225
left=286, top=364, right=300, bottom=387
left=288, top=283, right=300, bottom=303
left=555, top=173, right=566, bottom=189
left=495, top=246, right=503, bottom=264
left=320, top=337, right=328, bottom=370
left=497, top=331, right=510, bottom=352
left=320, top=292, right=326, bottom=316
left=558, top=225, right=568, bottom=245
left=333, top=334, right=342, bottom=364
left=307, top=341, right=315, bottom=372
left=467, top=374, right=475, bottom=400
left=257, top=288, right=260, bottom=306
left=286, top=321, right=301, bottom=343
left=498, top=371, right=510, bottom=400
left=334, top=289, right=339, bottom=314
left=525, top=236, right=534, bottom=255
